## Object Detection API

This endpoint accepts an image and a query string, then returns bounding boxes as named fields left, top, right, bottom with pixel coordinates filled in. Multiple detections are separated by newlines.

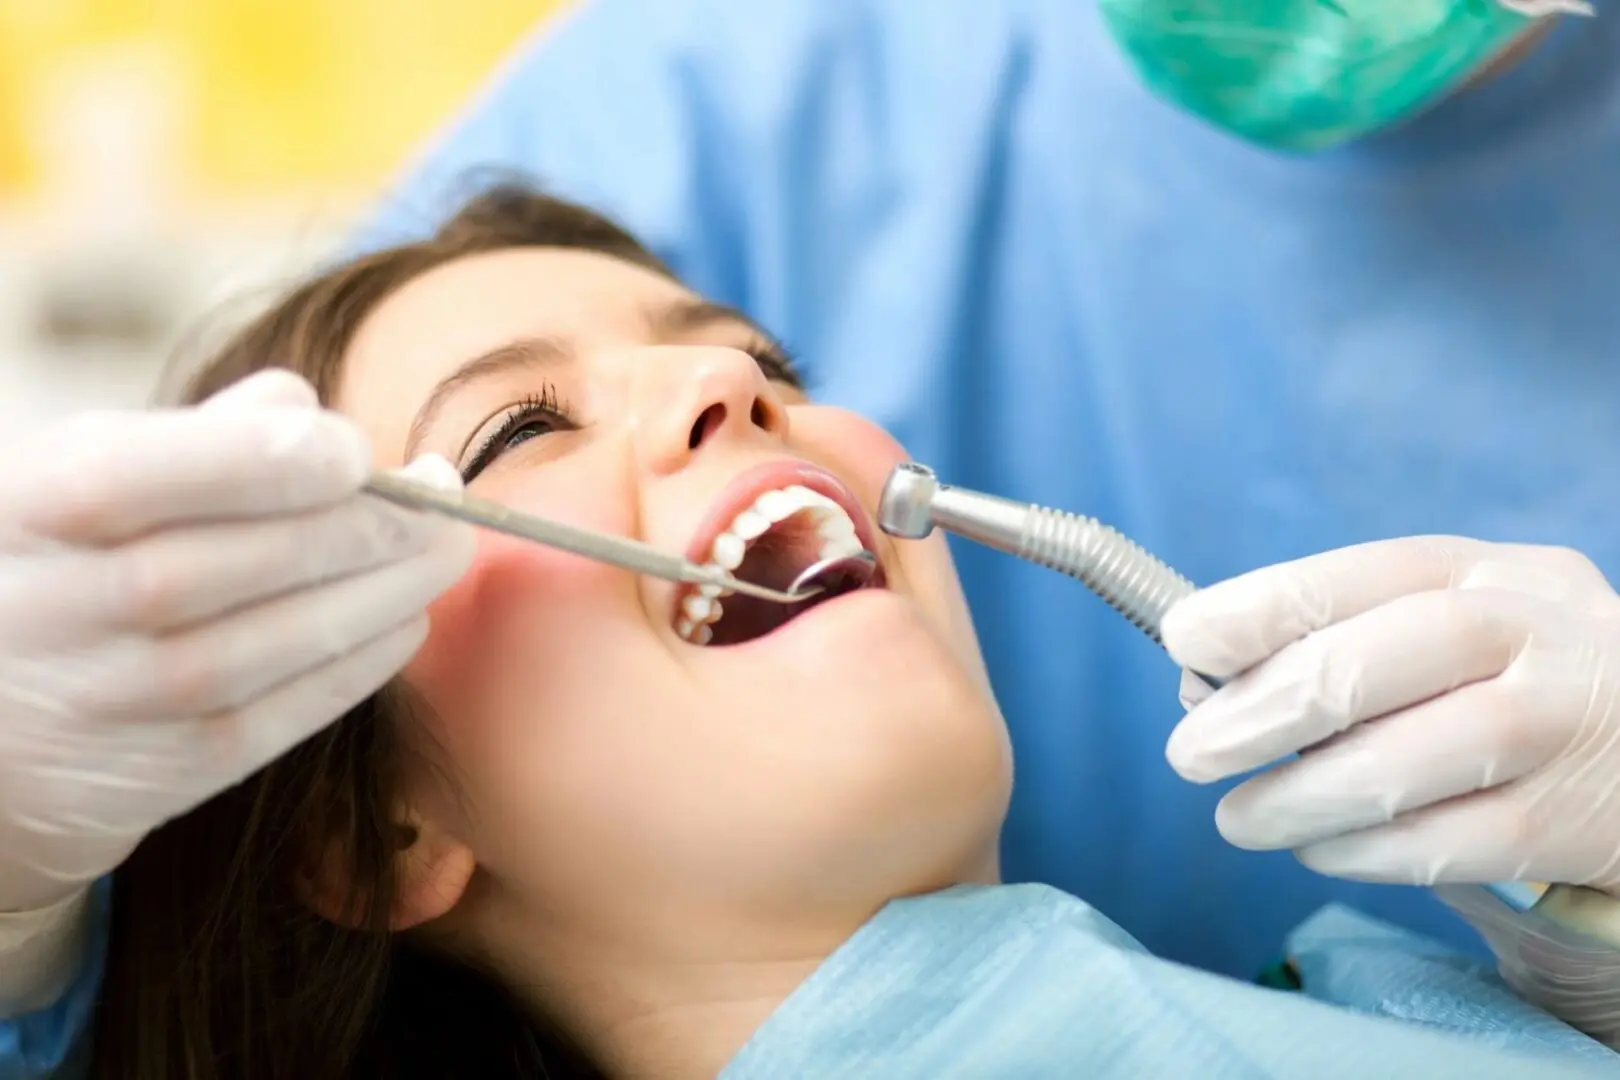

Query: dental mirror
left=787, top=550, right=879, bottom=598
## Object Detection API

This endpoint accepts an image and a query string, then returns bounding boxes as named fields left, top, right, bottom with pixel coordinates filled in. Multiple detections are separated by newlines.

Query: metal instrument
left=787, top=552, right=878, bottom=597
left=364, top=471, right=831, bottom=605
left=876, top=462, right=1585, bottom=912
left=878, top=463, right=1214, bottom=681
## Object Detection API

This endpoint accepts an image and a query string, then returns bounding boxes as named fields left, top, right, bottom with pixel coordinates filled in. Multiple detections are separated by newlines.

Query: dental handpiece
left=878, top=463, right=1198, bottom=643
left=877, top=463, right=1222, bottom=688
left=875, top=463, right=1591, bottom=915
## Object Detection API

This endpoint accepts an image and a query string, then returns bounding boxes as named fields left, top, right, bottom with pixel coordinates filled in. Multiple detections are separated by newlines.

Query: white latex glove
left=1437, top=883, right=1620, bottom=1048
left=1160, top=536, right=1620, bottom=894
left=0, top=370, right=474, bottom=916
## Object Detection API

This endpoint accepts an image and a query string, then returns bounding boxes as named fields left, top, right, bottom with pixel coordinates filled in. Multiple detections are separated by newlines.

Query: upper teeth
left=678, top=483, right=865, bottom=644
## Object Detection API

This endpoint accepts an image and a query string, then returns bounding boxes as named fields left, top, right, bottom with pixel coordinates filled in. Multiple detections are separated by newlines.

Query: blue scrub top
left=356, top=0, right=1620, bottom=979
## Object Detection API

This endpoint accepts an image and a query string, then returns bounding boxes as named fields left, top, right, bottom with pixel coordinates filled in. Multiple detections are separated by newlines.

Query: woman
left=79, top=187, right=1614, bottom=1079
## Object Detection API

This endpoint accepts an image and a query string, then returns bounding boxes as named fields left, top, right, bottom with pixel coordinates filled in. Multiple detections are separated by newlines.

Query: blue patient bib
left=720, top=885, right=1617, bottom=1079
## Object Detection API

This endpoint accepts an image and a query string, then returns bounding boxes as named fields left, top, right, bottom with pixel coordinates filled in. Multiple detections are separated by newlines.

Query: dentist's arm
left=1160, top=536, right=1620, bottom=1046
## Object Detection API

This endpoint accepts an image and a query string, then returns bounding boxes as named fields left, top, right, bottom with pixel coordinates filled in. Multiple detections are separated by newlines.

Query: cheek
left=407, top=535, right=555, bottom=697
left=791, top=406, right=911, bottom=487
left=789, top=405, right=913, bottom=516
left=402, top=466, right=638, bottom=747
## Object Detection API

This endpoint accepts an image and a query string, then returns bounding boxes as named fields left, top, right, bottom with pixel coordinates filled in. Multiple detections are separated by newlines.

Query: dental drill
left=875, top=462, right=1597, bottom=916
left=877, top=462, right=1218, bottom=685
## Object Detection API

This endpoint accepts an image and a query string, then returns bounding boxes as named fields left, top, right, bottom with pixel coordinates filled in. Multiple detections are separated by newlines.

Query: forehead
left=336, top=246, right=697, bottom=458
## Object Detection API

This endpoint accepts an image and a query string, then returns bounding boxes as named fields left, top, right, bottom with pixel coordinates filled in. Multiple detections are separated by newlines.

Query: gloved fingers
left=182, top=615, right=432, bottom=805
left=13, top=617, right=440, bottom=847
left=393, top=451, right=463, bottom=493
left=1434, top=884, right=1609, bottom=974
left=64, top=453, right=466, bottom=637
left=60, top=523, right=472, bottom=723
left=1178, top=669, right=1216, bottom=711
left=74, top=494, right=463, bottom=637
left=1163, top=535, right=1487, bottom=679
left=1166, top=587, right=1526, bottom=783
left=0, top=828, right=145, bottom=910
left=199, top=369, right=320, bottom=412
left=1434, top=885, right=1607, bottom=995
left=1438, top=883, right=1620, bottom=1047
left=1484, top=543, right=1615, bottom=599
left=1292, top=780, right=1605, bottom=890
left=1432, top=884, right=1523, bottom=946
left=6, top=402, right=371, bottom=546
left=1210, top=673, right=1573, bottom=851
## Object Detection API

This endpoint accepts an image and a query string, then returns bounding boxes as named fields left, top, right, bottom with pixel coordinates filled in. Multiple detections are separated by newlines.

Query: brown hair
left=92, top=185, right=677, bottom=1080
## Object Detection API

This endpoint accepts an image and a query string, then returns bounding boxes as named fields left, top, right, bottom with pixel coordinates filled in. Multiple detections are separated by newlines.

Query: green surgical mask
left=1099, top=1, right=1560, bottom=153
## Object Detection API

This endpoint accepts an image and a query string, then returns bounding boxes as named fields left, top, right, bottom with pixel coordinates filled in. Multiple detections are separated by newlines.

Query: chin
left=784, top=648, right=1012, bottom=896
left=700, top=571, right=1010, bottom=810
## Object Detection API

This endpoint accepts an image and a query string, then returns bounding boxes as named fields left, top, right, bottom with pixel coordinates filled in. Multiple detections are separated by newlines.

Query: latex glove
left=1437, top=883, right=1620, bottom=1048
left=0, top=371, right=474, bottom=914
left=1159, top=536, right=1620, bottom=895
left=0, top=886, right=91, bottom=1016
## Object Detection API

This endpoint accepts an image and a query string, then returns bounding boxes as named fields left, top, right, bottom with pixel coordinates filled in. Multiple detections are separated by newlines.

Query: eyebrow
left=404, top=298, right=784, bottom=461
left=646, top=298, right=761, bottom=340
left=650, top=298, right=802, bottom=388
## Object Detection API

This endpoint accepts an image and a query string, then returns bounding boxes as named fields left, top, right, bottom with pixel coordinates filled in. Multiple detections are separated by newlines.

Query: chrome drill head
left=878, top=462, right=940, bottom=539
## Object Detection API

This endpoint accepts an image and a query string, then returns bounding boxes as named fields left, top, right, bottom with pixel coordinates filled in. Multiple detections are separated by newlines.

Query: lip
left=676, top=459, right=885, bottom=624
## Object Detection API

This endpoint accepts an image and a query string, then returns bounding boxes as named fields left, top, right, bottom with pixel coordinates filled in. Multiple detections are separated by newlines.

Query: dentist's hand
left=1160, top=536, right=1620, bottom=895
left=0, top=371, right=474, bottom=914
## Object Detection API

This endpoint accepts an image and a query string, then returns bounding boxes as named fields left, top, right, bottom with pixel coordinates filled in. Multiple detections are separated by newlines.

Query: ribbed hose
left=1016, top=505, right=1198, bottom=644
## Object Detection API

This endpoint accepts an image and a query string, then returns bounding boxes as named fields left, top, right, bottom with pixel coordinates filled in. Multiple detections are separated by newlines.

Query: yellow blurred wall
left=0, top=0, right=570, bottom=198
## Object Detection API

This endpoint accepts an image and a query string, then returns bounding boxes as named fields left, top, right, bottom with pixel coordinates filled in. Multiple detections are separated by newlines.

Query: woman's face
left=336, top=246, right=1011, bottom=960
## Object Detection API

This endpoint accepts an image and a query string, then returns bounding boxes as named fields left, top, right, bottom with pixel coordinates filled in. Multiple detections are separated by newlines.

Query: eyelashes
left=459, top=340, right=802, bottom=482
left=461, top=383, right=577, bottom=483
left=745, top=337, right=802, bottom=390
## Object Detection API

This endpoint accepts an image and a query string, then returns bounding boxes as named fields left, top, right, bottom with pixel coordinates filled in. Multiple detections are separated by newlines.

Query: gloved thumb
left=201, top=369, right=320, bottom=412
left=392, top=452, right=464, bottom=494
left=1178, top=668, right=1216, bottom=712
left=385, top=454, right=476, bottom=568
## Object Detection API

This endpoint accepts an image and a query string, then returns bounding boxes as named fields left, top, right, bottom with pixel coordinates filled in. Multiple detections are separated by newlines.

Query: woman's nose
left=630, top=346, right=790, bottom=475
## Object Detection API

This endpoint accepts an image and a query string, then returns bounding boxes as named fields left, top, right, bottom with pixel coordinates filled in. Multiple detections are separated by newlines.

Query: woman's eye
left=499, top=416, right=557, bottom=452
left=462, top=389, right=577, bottom=482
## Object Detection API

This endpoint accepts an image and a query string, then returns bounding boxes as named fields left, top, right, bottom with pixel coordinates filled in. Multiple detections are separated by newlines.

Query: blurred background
left=0, top=0, right=566, bottom=430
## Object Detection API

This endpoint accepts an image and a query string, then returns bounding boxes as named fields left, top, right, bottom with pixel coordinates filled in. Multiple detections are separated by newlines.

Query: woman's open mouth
left=675, top=464, right=887, bottom=647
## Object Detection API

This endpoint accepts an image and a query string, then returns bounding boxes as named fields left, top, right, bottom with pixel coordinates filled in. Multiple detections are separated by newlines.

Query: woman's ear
left=384, top=812, right=478, bottom=930
left=299, top=808, right=477, bottom=932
